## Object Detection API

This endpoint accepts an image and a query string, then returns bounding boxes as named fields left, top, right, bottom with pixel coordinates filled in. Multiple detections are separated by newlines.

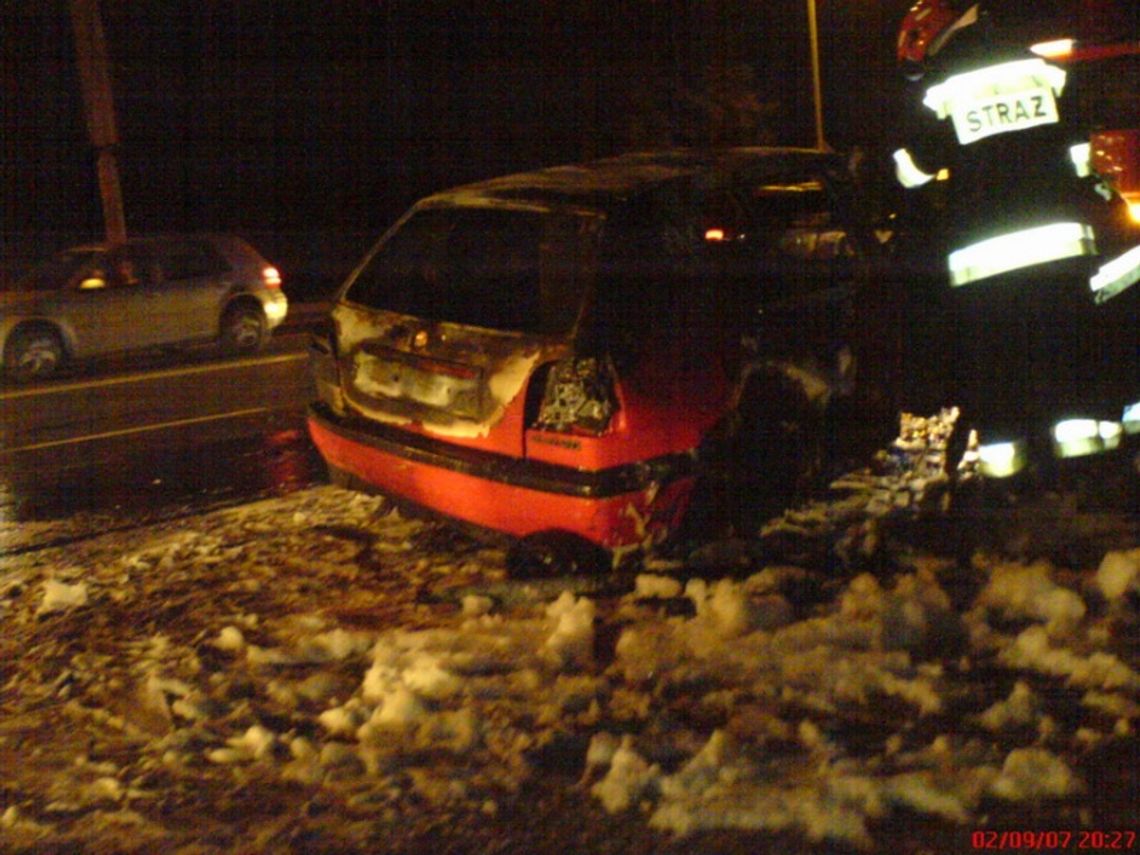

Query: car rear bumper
left=306, top=402, right=697, bottom=554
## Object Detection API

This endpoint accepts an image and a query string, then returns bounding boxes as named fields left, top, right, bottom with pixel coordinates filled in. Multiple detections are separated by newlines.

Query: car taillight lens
left=534, top=356, right=617, bottom=434
left=262, top=266, right=282, bottom=288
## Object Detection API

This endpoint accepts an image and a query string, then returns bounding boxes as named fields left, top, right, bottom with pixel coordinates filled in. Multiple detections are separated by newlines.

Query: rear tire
left=682, top=373, right=828, bottom=542
left=220, top=304, right=266, bottom=354
left=4, top=327, right=65, bottom=382
left=507, top=531, right=610, bottom=577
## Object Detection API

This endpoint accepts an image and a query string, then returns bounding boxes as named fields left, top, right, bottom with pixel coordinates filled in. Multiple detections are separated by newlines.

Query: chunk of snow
left=543, top=592, right=595, bottom=668
left=1081, top=691, right=1140, bottom=719
left=319, top=701, right=369, bottom=737
left=798, top=719, right=832, bottom=753
left=633, top=574, right=683, bottom=600
left=37, top=580, right=88, bottom=615
left=998, top=626, right=1140, bottom=691
left=361, top=648, right=402, bottom=704
left=208, top=724, right=276, bottom=763
left=462, top=595, right=494, bottom=617
left=369, top=685, right=428, bottom=728
left=401, top=653, right=463, bottom=700
left=414, top=707, right=481, bottom=753
left=290, top=737, right=318, bottom=761
left=686, top=578, right=792, bottom=639
left=591, top=736, right=661, bottom=813
left=228, top=724, right=277, bottom=759
left=245, top=645, right=299, bottom=667
left=838, top=571, right=959, bottom=654
left=1, top=805, right=51, bottom=835
left=300, top=628, right=374, bottom=662
left=136, top=674, right=173, bottom=729
left=211, top=625, right=248, bottom=651
left=584, top=731, right=621, bottom=772
left=648, top=774, right=876, bottom=849
left=882, top=772, right=975, bottom=824
left=319, top=742, right=364, bottom=774
left=977, top=681, right=1040, bottom=731
left=658, top=730, right=737, bottom=801
left=988, top=748, right=1081, bottom=800
left=975, top=560, right=1086, bottom=636
left=1096, top=548, right=1140, bottom=601
left=83, top=777, right=124, bottom=804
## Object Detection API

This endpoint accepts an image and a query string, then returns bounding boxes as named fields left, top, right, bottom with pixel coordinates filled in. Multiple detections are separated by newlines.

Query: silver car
left=1, top=234, right=288, bottom=381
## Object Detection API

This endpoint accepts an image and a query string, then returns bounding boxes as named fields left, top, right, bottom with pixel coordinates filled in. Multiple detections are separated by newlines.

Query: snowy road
left=1, top=437, right=1137, bottom=854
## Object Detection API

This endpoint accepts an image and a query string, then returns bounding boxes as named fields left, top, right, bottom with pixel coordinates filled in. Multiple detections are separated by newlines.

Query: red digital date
left=971, top=830, right=1137, bottom=850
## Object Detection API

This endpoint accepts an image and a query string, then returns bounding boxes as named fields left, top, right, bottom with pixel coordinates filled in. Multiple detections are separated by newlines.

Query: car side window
left=74, top=252, right=112, bottom=291
left=742, top=178, right=856, bottom=278
left=687, top=175, right=857, bottom=316
left=595, top=191, right=725, bottom=365
left=104, top=246, right=158, bottom=289
left=724, top=175, right=862, bottom=363
left=158, top=239, right=231, bottom=281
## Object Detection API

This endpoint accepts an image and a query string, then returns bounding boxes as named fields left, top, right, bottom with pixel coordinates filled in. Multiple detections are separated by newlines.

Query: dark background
left=2, top=1, right=1134, bottom=294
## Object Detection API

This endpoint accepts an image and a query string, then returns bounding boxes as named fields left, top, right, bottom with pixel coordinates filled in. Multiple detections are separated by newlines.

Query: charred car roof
left=418, top=147, right=845, bottom=213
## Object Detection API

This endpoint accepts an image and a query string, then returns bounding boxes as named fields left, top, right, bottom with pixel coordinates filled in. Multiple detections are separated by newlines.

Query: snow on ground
left=0, top=416, right=1137, bottom=853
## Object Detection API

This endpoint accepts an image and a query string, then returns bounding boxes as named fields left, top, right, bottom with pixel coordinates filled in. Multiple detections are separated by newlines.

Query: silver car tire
left=220, top=305, right=266, bottom=354
left=4, top=328, right=64, bottom=382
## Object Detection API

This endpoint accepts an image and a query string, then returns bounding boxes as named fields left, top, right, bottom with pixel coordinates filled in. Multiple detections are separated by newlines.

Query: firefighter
left=893, top=0, right=1140, bottom=482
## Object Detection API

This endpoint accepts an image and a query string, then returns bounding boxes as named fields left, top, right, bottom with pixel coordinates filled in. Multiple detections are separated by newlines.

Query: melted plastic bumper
left=306, top=403, right=696, bottom=553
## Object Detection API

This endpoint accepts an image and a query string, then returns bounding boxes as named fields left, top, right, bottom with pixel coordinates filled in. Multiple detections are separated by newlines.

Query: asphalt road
left=0, top=317, right=330, bottom=532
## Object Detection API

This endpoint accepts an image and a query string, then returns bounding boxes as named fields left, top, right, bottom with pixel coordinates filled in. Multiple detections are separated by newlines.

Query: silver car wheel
left=221, top=306, right=266, bottom=354
left=6, top=330, right=63, bottom=381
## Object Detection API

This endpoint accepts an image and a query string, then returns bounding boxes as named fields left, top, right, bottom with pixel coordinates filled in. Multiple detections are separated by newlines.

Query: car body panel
left=309, top=403, right=696, bottom=556
left=332, top=302, right=568, bottom=456
left=309, top=147, right=883, bottom=560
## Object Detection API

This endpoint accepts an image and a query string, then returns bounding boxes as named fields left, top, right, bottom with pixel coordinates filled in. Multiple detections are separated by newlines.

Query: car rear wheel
left=220, top=304, right=266, bottom=354
left=507, top=531, right=611, bottom=577
left=682, top=373, right=829, bottom=542
left=4, top=327, right=65, bottom=382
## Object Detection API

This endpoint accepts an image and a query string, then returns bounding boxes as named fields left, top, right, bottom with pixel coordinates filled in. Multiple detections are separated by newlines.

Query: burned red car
left=308, top=148, right=892, bottom=568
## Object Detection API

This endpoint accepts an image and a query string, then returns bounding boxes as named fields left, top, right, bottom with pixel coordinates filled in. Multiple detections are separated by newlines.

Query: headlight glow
left=1123, top=400, right=1140, bottom=434
left=1052, top=418, right=1124, bottom=458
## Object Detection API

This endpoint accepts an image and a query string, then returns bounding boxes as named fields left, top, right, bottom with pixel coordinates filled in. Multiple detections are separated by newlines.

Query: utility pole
left=806, top=0, right=826, bottom=150
left=70, top=0, right=126, bottom=244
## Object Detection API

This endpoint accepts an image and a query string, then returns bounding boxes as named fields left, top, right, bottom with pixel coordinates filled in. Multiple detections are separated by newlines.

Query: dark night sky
left=3, top=0, right=1118, bottom=286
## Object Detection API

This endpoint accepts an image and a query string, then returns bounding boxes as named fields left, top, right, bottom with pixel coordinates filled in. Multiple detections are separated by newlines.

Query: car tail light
left=534, top=356, right=617, bottom=434
left=261, top=266, right=282, bottom=288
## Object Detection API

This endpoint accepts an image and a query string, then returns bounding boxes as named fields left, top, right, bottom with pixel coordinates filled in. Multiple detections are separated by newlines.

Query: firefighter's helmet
left=897, top=0, right=967, bottom=79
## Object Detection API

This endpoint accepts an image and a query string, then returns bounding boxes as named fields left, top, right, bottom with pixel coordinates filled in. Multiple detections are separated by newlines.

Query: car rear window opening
left=346, top=207, right=582, bottom=336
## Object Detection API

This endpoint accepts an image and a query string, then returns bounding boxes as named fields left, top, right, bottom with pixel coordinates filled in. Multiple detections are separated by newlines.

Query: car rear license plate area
left=352, top=346, right=483, bottom=418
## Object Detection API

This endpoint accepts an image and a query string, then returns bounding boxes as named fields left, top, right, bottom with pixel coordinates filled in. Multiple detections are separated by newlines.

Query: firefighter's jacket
left=894, top=23, right=1140, bottom=304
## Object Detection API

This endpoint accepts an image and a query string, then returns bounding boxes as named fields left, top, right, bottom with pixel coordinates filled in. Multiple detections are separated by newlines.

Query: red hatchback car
left=308, top=148, right=893, bottom=569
